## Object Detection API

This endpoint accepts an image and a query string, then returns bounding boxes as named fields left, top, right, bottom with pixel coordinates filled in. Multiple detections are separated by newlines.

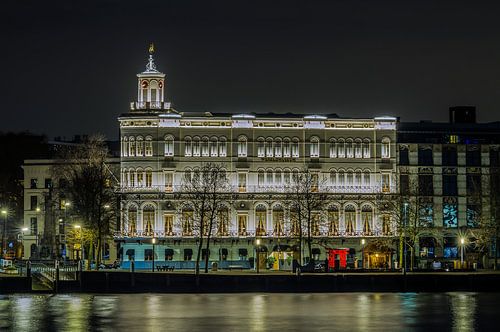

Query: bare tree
left=285, top=168, right=328, bottom=265
left=52, top=135, right=118, bottom=269
left=381, top=174, right=441, bottom=270
left=180, top=163, right=230, bottom=276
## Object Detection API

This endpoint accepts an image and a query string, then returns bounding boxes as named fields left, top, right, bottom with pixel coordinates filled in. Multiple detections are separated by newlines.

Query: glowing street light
left=460, top=237, right=465, bottom=267
left=255, top=238, right=261, bottom=273
left=152, top=237, right=156, bottom=272
left=1, top=209, right=7, bottom=258
left=361, top=239, right=366, bottom=269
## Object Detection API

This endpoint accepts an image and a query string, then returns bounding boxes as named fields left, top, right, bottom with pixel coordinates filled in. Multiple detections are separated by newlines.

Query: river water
left=0, top=292, right=497, bottom=331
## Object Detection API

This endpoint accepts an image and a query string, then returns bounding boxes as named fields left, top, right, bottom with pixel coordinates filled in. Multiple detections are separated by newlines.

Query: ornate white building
left=116, top=51, right=398, bottom=270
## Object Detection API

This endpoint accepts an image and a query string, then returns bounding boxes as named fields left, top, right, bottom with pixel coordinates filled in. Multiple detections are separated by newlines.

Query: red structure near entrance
left=328, top=248, right=349, bottom=270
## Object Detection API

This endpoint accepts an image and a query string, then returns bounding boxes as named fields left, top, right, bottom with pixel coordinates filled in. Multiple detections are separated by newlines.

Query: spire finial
left=145, top=43, right=158, bottom=73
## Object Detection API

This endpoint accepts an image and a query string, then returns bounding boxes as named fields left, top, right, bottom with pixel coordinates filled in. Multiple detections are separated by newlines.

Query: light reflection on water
left=0, top=292, right=496, bottom=331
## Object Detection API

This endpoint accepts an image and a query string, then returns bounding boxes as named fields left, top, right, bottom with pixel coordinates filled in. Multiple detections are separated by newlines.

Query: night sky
left=2, top=0, right=500, bottom=139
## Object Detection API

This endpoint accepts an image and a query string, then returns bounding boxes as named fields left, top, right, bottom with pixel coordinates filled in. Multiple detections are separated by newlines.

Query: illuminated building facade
left=115, top=52, right=398, bottom=269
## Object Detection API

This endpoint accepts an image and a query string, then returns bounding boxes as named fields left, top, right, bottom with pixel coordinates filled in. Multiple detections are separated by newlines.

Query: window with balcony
left=238, top=136, right=247, bottom=157
left=257, top=138, right=265, bottom=157
left=283, top=169, right=291, bottom=185
left=275, top=169, right=282, bottom=186
left=164, top=135, right=174, bottom=156
left=218, top=208, right=229, bottom=236
left=381, top=137, right=391, bottom=159
left=238, top=173, right=247, bottom=192
left=266, top=169, right=273, bottom=185
left=355, top=170, right=362, bottom=187
left=363, top=138, right=371, bottom=158
left=283, top=139, right=291, bottom=157
left=129, top=137, right=136, bottom=156
left=382, top=173, right=391, bottom=193
left=238, top=215, right=247, bottom=236
left=255, top=205, right=267, bottom=236
left=182, top=209, right=193, bottom=236
left=219, top=137, right=227, bottom=157
left=274, top=138, right=282, bottom=157
left=122, top=137, right=128, bottom=157
left=265, top=138, right=273, bottom=157
left=328, top=207, right=339, bottom=236
left=338, top=139, right=345, bottom=158
left=145, top=137, right=153, bottom=156
left=136, top=137, right=144, bottom=156
left=362, top=205, right=373, bottom=235
left=193, top=137, right=200, bottom=156
left=202, top=137, right=209, bottom=156
left=355, top=139, right=362, bottom=158
left=344, top=205, right=356, bottom=235
left=258, top=170, right=265, bottom=187
left=128, top=207, right=137, bottom=233
left=184, top=137, right=192, bottom=156
left=210, top=137, right=218, bottom=157
left=143, top=206, right=155, bottom=235
left=272, top=206, right=284, bottom=236
left=346, top=139, right=354, bottom=158
left=164, top=214, right=174, bottom=235
left=363, top=170, right=371, bottom=187
left=129, top=170, right=135, bottom=187
left=310, top=136, right=320, bottom=158
left=292, top=138, right=299, bottom=158
left=346, top=170, right=354, bottom=187
left=330, top=170, right=336, bottom=186
left=338, top=170, right=345, bottom=187
left=164, top=172, right=173, bottom=192
left=329, top=139, right=337, bottom=158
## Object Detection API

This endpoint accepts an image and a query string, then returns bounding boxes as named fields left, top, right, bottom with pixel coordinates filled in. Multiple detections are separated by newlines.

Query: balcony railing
left=130, top=101, right=172, bottom=111
left=114, top=229, right=395, bottom=239
left=117, top=184, right=397, bottom=194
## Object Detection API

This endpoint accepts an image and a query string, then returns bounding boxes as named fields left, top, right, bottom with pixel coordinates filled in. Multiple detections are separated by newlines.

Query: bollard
left=55, top=259, right=60, bottom=293
left=26, top=260, right=31, bottom=278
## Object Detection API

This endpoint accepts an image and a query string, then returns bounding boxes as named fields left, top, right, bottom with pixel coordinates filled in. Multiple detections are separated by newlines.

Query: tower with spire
left=130, top=43, right=171, bottom=111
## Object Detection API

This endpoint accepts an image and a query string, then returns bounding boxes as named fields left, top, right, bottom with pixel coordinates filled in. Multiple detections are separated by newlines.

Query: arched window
left=344, top=205, right=356, bottom=235
left=257, top=137, right=265, bottom=157
left=274, top=138, right=282, bottom=157
left=338, top=138, right=345, bottom=158
left=238, top=136, right=247, bottom=157
left=338, top=170, right=345, bottom=187
left=164, top=214, right=174, bottom=236
left=218, top=207, right=229, bottom=236
left=362, top=205, right=373, bottom=235
left=310, top=136, right=320, bottom=158
left=275, top=169, right=282, bottom=185
left=283, top=138, right=291, bottom=157
left=182, top=207, right=193, bottom=236
left=330, top=169, right=337, bottom=186
left=129, top=169, right=135, bottom=187
left=381, top=137, right=391, bottom=159
left=363, top=138, right=371, bottom=158
left=136, top=168, right=144, bottom=187
left=346, top=170, right=354, bottom=187
left=272, top=205, right=284, bottom=236
left=210, top=137, right=218, bottom=157
left=255, top=204, right=267, bottom=236
left=184, top=136, right=192, bottom=157
left=128, top=206, right=137, bottom=233
left=145, top=136, right=153, bottom=156
left=283, top=168, right=291, bottom=185
left=184, top=168, right=192, bottom=182
left=363, top=170, right=371, bottom=187
left=122, top=137, right=128, bottom=157
left=346, top=138, right=354, bottom=158
left=290, top=206, right=300, bottom=236
left=164, top=135, right=174, bottom=156
left=355, top=169, right=362, bottom=187
left=149, top=80, right=159, bottom=102
left=129, top=137, right=136, bottom=157
left=328, top=206, right=339, bottom=236
left=193, top=137, right=200, bottom=156
left=219, top=137, right=227, bottom=157
left=121, top=168, right=128, bottom=187
left=145, top=169, right=153, bottom=187
left=291, top=138, right=299, bottom=158
left=265, top=138, right=273, bottom=157
left=136, top=136, right=144, bottom=156
left=355, top=138, right=362, bottom=158
left=202, top=137, right=209, bottom=156
left=143, top=205, right=155, bottom=235
left=257, top=169, right=265, bottom=187
left=329, top=138, right=337, bottom=158
left=266, top=168, right=273, bottom=185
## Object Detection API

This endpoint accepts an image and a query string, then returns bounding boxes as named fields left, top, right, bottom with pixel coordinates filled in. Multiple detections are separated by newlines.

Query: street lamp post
left=21, top=227, right=28, bottom=259
left=152, top=238, right=156, bottom=272
left=1, top=209, right=7, bottom=259
left=255, top=238, right=261, bottom=274
left=361, top=239, right=366, bottom=269
left=460, top=237, right=465, bottom=268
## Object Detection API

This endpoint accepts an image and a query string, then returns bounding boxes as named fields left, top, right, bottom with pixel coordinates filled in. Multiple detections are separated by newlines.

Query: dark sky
left=2, top=0, right=500, bottom=139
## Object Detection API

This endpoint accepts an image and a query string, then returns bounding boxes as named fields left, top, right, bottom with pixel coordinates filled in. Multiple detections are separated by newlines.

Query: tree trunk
left=87, top=240, right=93, bottom=270
left=204, top=235, right=211, bottom=273
left=195, top=235, right=203, bottom=277
left=494, top=237, right=498, bottom=270
left=399, top=235, right=403, bottom=268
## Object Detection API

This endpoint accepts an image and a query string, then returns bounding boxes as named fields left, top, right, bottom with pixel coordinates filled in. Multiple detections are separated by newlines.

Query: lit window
left=363, top=139, right=371, bottom=158
left=238, top=136, right=247, bottom=157
left=274, top=138, right=282, bottom=157
left=164, top=172, right=173, bottom=192
left=291, top=138, right=299, bottom=157
left=129, top=137, right=136, bottom=156
left=193, top=137, right=200, bottom=156
left=202, top=137, right=209, bottom=156
left=145, top=137, right=153, bottom=156
left=136, top=137, right=144, bottom=156
left=238, top=173, right=247, bottom=192
left=265, top=138, right=273, bottom=157
left=184, top=137, right=192, bottom=156
left=219, top=137, right=227, bottom=157
left=338, top=139, right=345, bottom=158
left=283, top=139, right=291, bottom=157
left=346, top=139, right=354, bottom=158
left=381, top=137, right=391, bottom=159
left=145, top=169, right=153, bottom=187
left=164, top=135, right=174, bottom=156
left=257, top=138, right=265, bottom=157
left=329, top=139, right=337, bottom=158
left=310, top=136, right=320, bottom=158
left=355, top=139, right=362, bottom=158
left=210, top=137, right=218, bottom=157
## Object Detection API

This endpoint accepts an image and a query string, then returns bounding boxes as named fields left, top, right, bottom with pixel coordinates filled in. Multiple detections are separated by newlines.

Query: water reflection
left=0, top=292, right=495, bottom=331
